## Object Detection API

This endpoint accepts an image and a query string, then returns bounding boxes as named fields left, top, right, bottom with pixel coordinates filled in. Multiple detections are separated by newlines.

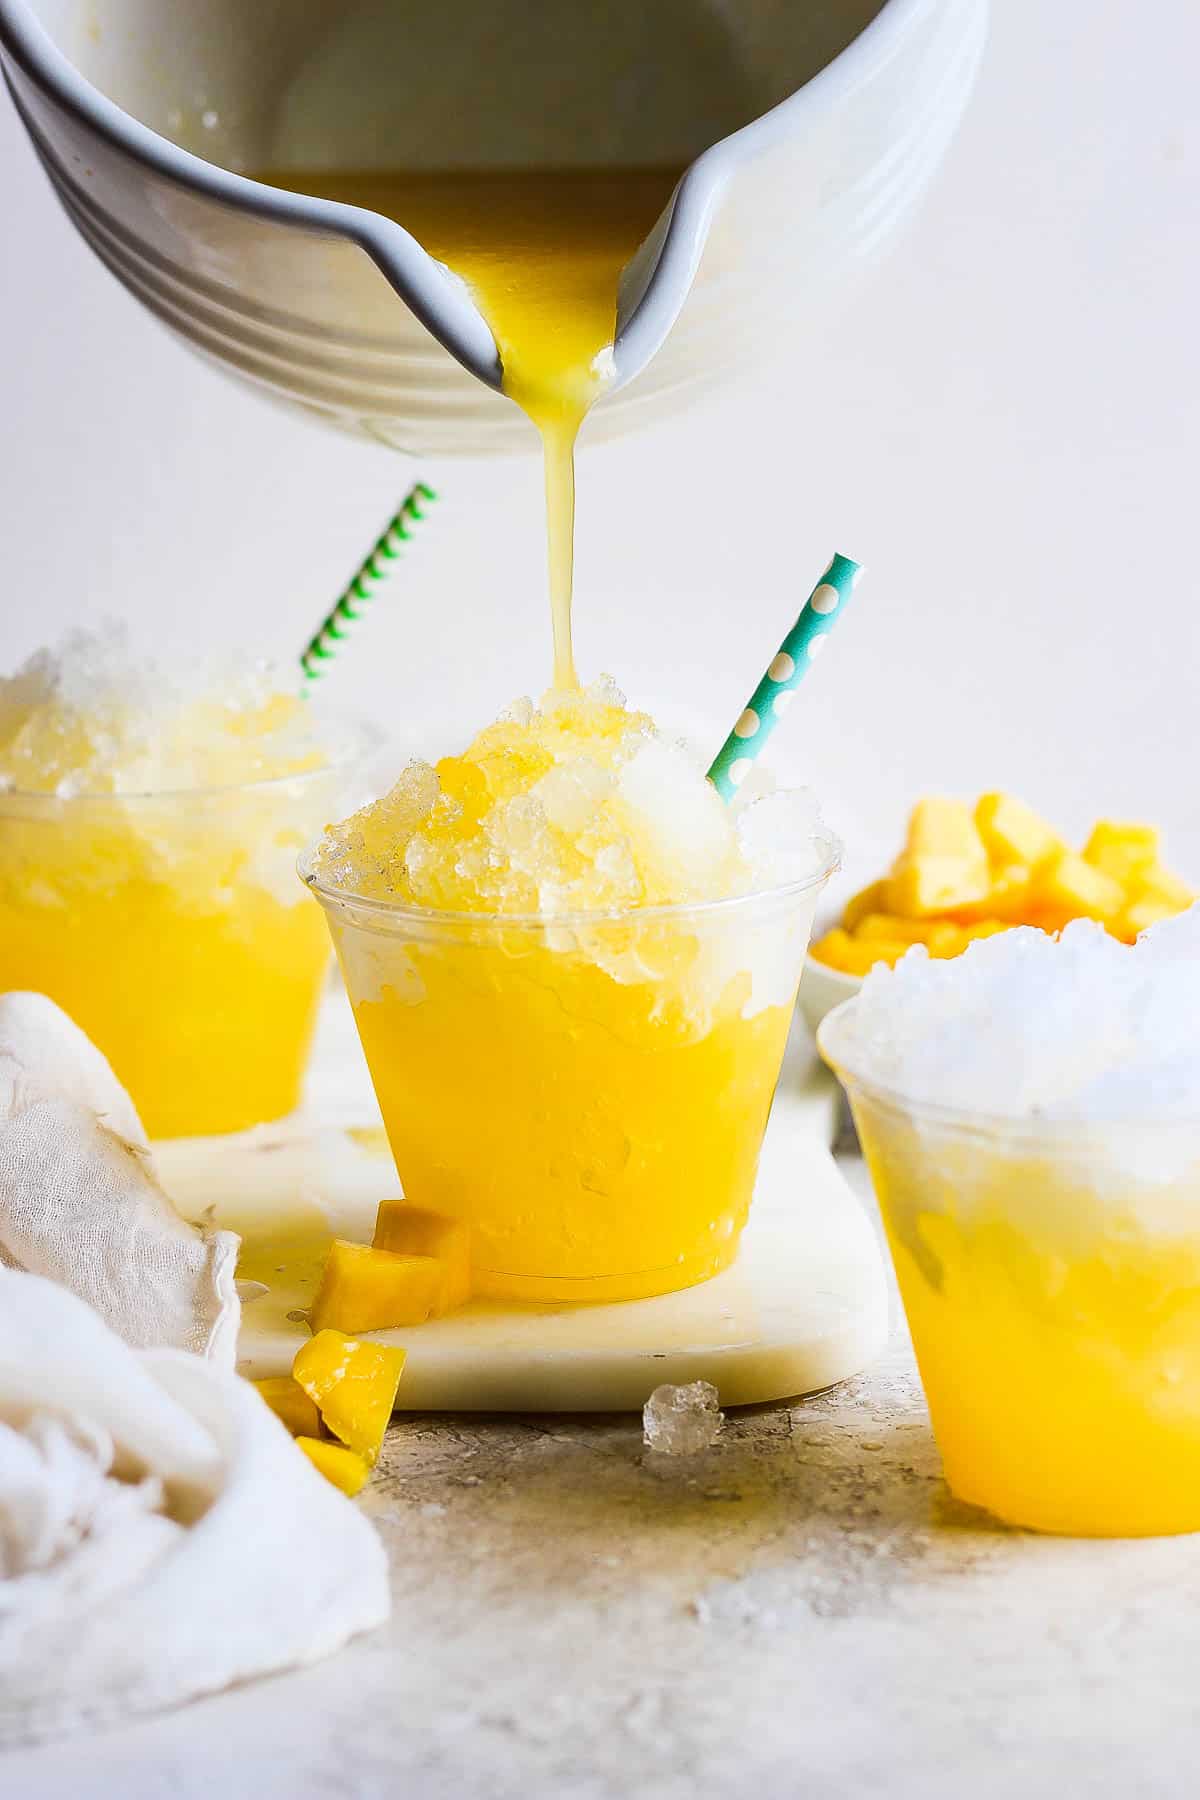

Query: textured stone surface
left=8, top=1165, right=1200, bottom=1798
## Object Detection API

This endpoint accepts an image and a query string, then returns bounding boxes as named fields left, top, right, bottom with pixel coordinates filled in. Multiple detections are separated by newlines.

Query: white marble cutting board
left=159, top=988, right=887, bottom=1411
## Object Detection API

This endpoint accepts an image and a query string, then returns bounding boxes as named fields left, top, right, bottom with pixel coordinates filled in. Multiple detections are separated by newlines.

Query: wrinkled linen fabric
left=0, top=1270, right=390, bottom=1746
left=0, top=992, right=239, bottom=1362
left=0, top=995, right=390, bottom=1742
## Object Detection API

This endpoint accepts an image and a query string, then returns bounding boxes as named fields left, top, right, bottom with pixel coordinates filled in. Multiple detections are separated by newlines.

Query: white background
left=2, top=0, right=1197, bottom=872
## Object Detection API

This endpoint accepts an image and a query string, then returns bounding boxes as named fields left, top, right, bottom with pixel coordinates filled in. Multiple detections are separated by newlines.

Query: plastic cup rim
left=297, top=829, right=842, bottom=933
left=818, top=993, right=1200, bottom=1139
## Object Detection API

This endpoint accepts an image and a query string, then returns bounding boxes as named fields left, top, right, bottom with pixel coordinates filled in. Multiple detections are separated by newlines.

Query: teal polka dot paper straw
left=301, top=482, right=437, bottom=683
left=707, top=553, right=863, bottom=799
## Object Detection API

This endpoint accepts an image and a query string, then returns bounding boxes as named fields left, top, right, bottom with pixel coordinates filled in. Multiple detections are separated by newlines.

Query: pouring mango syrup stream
left=255, top=166, right=683, bottom=687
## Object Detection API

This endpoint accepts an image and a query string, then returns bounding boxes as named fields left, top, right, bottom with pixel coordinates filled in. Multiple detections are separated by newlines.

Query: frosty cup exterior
left=305, top=859, right=835, bottom=1303
left=820, top=1000, right=1200, bottom=1536
left=0, top=766, right=349, bottom=1138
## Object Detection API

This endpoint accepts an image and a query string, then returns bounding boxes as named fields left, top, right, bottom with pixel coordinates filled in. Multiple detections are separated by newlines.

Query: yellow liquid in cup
left=254, top=165, right=680, bottom=687
left=0, top=792, right=331, bottom=1139
left=327, top=910, right=803, bottom=1302
left=858, top=1114, right=1200, bottom=1536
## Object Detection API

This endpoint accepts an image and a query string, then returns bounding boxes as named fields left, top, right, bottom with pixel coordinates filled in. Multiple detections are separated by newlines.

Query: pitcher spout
left=296, top=198, right=504, bottom=393
left=612, top=160, right=724, bottom=398
left=0, top=0, right=988, bottom=455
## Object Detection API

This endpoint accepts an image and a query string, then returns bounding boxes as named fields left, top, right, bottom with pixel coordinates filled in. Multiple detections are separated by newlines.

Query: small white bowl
left=799, top=888, right=867, bottom=1040
left=799, top=951, right=861, bottom=1039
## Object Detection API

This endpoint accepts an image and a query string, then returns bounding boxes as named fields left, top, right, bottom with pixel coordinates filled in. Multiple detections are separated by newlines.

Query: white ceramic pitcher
left=0, top=0, right=986, bottom=456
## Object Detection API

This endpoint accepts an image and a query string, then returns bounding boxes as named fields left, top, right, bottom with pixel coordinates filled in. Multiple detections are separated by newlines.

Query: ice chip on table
left=643, top=1381, right=724, bottom=1455
left=313, top=680, right=830, bottom=915
left=843, top=904, right=1200, bottom=1122
left=0, top=622, right=332, bottom=795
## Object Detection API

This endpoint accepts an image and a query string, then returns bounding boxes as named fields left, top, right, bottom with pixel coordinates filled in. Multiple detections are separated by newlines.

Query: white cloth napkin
left=0, top=1270, right=390, bottom=1746
left=0, top=993, right=392, bottom=1744
left=0, top=992, right=240, bottom=1363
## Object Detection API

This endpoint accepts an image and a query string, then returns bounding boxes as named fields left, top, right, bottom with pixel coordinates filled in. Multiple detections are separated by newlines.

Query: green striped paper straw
left=707, top=552, right=862, bottom=799
left=301, top=482, right=437, bottom=683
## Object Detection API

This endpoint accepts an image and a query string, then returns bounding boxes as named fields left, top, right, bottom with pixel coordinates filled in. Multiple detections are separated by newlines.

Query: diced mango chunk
left=373, top=1202, right=472, bottom=1313
left=1129, top=861, right=1193, bottom=911
left=810, top=929, right=912, bottom=976
left=809, top=928, right=853, bottom=972
left=986, top=864, right=1034, bottom=921
left=950, top=863, right=1033, bottom=924
left=856, top=913, right=944, bottom=946
left=1033, top=849, right=1124, bottom=925
left=975, top=793, right=1062, bottom=869
left=296, top=1436, right=370, bottom=1497
left=825, top=793, right=1191, bottom=969
left=1083, top=820, right=1160, bottom=884
left=310, top=1238, right=440, bottom=1334
left=1116, top=899, right=1181, bottom=942
left=885, top=853, right=991, bottom=919
left=842, top=879, right=888, bottom=931
left=852, top=914, right=972, bottom=959
left=253, top=1375, right=321, bottom=1439
left=906, top=797, right=988, bottom=863
left=960, top=919, right=1011, bottom=943
left=293, top=1329, right=406, bottom=1465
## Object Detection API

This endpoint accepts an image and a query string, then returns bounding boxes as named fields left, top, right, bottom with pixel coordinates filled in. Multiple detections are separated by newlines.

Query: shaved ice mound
left=830, top=908, right=1200, bottom=1124
left=0, top=623, right=330, bottom=796
left=313, top=678, right=828, bottom=917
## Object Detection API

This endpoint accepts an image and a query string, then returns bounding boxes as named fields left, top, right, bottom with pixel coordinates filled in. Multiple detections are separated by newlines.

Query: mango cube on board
left=1083, top=820, right=1160, bottom=884
left=885, top=853, right=991, bottom=919
left=310, top=1239, right=441, bottom=1334
left=296, top=1436, right=370, bottom=1497
left=293, top=1329, right=406, bottom=1465
left=252, top=1375, right=321, bottom=1439
left=373, top=1202, right=472, bottom=1313
left=1033, top=849, right=1124, bottom=925
left=905, top=797, right=988, bottom=863
left=841, top=880, right=888, bottom=932
left=975, top=793, right=1061, bottom=870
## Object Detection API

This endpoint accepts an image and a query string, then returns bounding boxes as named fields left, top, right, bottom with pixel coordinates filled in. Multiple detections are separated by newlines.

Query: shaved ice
left=839, top=910, right=1200, bottom=1122
left=0, top=624, right=330, bottom=796
left=313, top=678, right=826, bottom=915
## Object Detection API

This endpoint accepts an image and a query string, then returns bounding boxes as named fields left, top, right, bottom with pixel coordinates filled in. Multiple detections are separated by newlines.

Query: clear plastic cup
left=820, top=997, right=1200, bottom=1536
left=0, top=729, right=373, bottom=1138
left=302, top=839, right=839, bottom=1303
